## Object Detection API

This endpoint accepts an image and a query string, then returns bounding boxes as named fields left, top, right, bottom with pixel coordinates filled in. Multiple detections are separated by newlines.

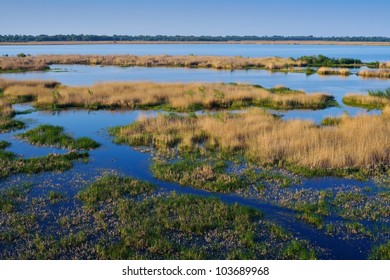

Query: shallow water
left=1, top=44, right=390, bottom=61
left=1, top=106, right=384, bottom=259
left=1, top=64, right=387, bottom=122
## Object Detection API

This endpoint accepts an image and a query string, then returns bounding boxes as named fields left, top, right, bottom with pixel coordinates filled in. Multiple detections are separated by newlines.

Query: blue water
left=1, top=64, right=387, bottom=123
left=1, top=43, right=390, bottom=61
left=0, top=105, right=378, bottom=259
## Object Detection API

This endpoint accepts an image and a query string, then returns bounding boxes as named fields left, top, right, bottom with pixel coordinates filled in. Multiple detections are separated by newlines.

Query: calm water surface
left=1, top=44, right=390, bottom=61
left=0, top=105, right=379, bottom=259
left=1, top=64, right=387, bottom=122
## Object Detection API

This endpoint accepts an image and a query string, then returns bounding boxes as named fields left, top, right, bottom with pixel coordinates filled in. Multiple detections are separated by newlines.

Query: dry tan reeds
left=343, top=94, right=390, bottom=109
left=118, top=108, right=390, bottom=170
left=358, top=69, right=390, bottom=79
left=1, top=80, right=334, bottom=111
left=317, top=67, right=351, bottom=76
left=0, top=54, right=302, bottom=72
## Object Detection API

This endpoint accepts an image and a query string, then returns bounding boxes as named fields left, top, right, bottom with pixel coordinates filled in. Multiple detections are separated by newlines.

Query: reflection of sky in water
left=1, top=44, right=390, bottom=61
left=2, top=65, right=388, bottom=122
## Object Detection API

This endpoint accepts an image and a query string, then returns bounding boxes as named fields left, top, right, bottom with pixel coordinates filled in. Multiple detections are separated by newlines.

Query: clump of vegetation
left=112, top=108, right=390, bottom=178
left=0, top=140, right=11, bottom=149
left=0, top=151, right=88, bottom=178
left=77, top=175, right=155, bottom=208
left=0, top=54, right=302, bottom=72
left=0, top=117, right=25, bottom=133
left=299, top=55, right=362, bottom=67
left=370, top=241, right=390, bottom=260
left=46, top=191, right=66, bottom=204
left=343, top=94, right=390, bottom=109
left=368, top=88, right=390, bottom=98
left=151, top=159, right=242, bottom=193
left=18, top=125, right=100, bottom=150
left=2, top=79, right=336, bottom=111
left=321, top=116, right=343, bottom=126
left=317, top=67, right=350, bottom=76
left=358, top=69, right=390, bottom=79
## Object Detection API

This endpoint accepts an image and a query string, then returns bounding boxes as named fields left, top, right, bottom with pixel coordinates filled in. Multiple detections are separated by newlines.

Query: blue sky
left=1, top=0, right=389, bottom=36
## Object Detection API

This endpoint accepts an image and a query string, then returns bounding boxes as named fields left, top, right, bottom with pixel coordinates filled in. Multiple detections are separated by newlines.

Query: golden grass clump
left=358, top=69, right=390, bottom=79
left=0, top=98, right=13, bottom=116
left=317, top=67, right=350, bottom=76
left=1, top=80, right=335, bottom=111
left=0, top=54, right=302, bottom=72
left=343, top=94, right=390, bottom=109
left=379, top=62, right=390, bottom=68
left=117, top=108, right=390, bottom=171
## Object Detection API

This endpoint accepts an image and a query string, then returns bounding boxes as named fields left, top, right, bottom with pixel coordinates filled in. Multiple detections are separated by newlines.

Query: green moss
left=281, top=240, right=316, bottom=260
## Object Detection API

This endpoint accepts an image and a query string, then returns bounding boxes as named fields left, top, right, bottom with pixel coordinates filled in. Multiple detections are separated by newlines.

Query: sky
left=1, top=0, right=389, bottom=37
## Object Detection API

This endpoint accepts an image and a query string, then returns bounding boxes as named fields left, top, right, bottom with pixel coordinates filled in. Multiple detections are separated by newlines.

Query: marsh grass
left=18, top=125, right=100, bottom=150
left=151, top=159, right=243, bottom=193
left=370, top=241, right=390, bottom=259
left=0, top=54, right=302, bottom=72
left=2, top=80, right=336, bottom=111
left=317, top=67, right=351, bottom=76
left=0, top=140, right=11, bottom=149
left=343, top=94, right=390, bottom=109
left=358, top=69, right=390, bottom=79
left=0, top=151, right=88, bottom=178
left=112, top=108, right=390, bottom=177
left=77, top=175, right=155, bottom=208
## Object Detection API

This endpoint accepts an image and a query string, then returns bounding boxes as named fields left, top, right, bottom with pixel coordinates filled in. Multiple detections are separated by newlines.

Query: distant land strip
left=1, top=40, right=390, bottom=46
left=1, top=35, right=390, bottom=45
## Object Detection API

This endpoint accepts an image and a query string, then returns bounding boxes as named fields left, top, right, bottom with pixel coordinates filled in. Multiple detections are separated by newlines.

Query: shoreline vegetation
left=343, top=88, right=390, bottom=109
left=1, top=34, right=390, bottom=45
left=111, top=107, right=390, bottom=179
left=1, top=54, right=388, bottom=78
left=0, top=79, right=337, bottom=111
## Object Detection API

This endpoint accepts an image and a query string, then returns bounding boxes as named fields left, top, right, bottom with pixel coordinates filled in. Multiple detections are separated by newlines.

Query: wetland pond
left=0, top=44, right=389, bottom=260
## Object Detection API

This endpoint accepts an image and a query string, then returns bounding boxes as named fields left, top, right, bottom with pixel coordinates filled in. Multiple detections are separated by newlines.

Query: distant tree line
left=0, top=35, right=390, bottom=42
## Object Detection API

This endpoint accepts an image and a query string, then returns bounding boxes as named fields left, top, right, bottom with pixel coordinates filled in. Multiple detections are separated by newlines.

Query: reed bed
left=0, top=54, right=302, bottom=72
left=115, top=108, right=390, bottom=172
left=380, top=62, right=390, bottom=68
left=317, top=67, right=351, bottom=76
left=343, top=94, right=390, bottom=109
left=358, top=69, right=390, bottom=79
left=1, top=80, right=335, bottom=111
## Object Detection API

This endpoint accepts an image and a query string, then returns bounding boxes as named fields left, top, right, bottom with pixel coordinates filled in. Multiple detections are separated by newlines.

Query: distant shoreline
left=1, top=40, right=390, bottom=46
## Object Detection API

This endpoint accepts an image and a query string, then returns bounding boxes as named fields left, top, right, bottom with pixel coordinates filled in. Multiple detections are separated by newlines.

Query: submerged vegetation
left=18, top=125, right=100, bottom=150
left=112, top=108, right=390, bottom=178
left=0, top=175, right=318, bottom=259
left=1, top=80, right=336, bottom=111
left=0, top=150, right=88, bottom=179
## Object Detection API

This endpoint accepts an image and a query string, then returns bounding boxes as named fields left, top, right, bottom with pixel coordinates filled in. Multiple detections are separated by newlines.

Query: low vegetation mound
left=1, top=80, right=336, bottom=111
left=112, top=108, right=390, bottom=176
left=18, top=125, right=100, bottom=150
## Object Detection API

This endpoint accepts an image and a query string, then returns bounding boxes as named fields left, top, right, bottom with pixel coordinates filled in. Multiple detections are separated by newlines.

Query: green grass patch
left=151, top=159, right=243, bottom=193
left=0, top=117, right=25, bottom=133
left=77, top=175, right=155, bottom=208
left=0, top=151, right=88, bottom=178
left=18, top=125, right=100, bottom=150
left=0, top=140, right=11, bottom=149
left=370, top=241, right=390, bottom=260
left=321, top=116, right=343, bottom=126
